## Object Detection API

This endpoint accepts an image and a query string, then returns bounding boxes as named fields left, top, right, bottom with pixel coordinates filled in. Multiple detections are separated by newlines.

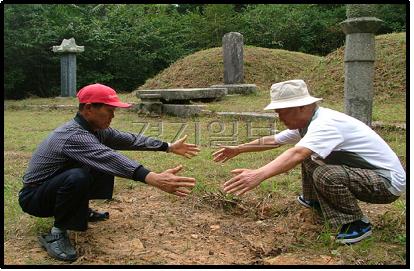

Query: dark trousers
left=18, top=168, right=114, bottom=231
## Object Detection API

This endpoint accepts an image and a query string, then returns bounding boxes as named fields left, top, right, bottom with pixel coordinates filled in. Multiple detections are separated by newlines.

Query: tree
left=4, top=4, right=406, bottom=99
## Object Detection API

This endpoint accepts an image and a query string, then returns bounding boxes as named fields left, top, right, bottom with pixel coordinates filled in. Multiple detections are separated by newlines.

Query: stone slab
left=139, top=93, right=162, bottom=99
left=136, top=102, right=163, bottom=115
left=210, top=84, right=257, bottom=95
left=216, top=112, right=276, bottom=121
left=371, top=121, right=406, bottom=131
left=136, top=88, right=227, bottom=102
left=162, top=104, right=208, bottom=117
left=139, top=93, right=162, bottom=102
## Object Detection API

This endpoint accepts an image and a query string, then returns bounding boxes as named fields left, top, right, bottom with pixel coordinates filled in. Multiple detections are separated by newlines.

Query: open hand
left=145, top=165, right=196, bottom=197
left=212, top=145, right=240, bottom=163
left=223, top=168, right=263, bottom=196
left=170, top=135, right=200, bottom=159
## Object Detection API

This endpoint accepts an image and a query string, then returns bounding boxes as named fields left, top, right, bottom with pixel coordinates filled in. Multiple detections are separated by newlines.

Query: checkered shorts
left=301, top=158, right=399, bottom=227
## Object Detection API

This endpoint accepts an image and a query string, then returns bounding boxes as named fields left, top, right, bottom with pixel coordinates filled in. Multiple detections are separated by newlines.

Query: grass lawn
left=4, top=99, right=406, bottom=265
left=3, top=32, right=406, bottom=265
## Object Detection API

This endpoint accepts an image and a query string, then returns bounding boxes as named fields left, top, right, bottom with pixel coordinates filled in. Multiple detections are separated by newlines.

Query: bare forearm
left=256, top=146, right=312, bottom=181
left=222, top=146, right=312, bottom=196
left=238, top=135, right=280, bottom=153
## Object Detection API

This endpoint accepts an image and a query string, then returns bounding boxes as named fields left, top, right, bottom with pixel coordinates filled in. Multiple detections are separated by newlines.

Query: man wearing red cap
left=19, top=83, right=200, bottom=261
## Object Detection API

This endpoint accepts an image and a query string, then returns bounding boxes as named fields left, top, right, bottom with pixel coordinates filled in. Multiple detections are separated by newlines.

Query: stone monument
left=52, top=38, right=84, bottom=97
left=210, top=32, right=257, bottom=95
left=340, top=4, right=382, bottom=126
left=223, top=32, right=244, bottom=84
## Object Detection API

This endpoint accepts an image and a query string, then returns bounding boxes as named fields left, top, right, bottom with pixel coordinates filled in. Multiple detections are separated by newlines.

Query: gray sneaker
left=297, top=195, right=321, bottom=210
left=38, top=232, right=77, bottom=261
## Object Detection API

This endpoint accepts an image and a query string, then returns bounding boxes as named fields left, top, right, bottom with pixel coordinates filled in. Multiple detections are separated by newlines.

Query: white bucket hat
left=264, top=79, right=322, bottom=110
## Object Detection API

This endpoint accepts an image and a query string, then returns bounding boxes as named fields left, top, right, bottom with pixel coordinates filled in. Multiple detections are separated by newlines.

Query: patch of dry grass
left=133, top=33, right=405, bottom=122
left=138, top=46, right=322, bottom=91
left=299, top=32, right=406, bottom=105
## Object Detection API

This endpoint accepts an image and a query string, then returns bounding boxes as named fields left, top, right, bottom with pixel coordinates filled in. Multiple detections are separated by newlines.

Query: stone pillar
left=222, top=32, right=244, bottom=84
left=210, top=32, right=257, bottom=95
left=52, top=38, right=84, bottom=97
left=340, top=5, right=382, bottom=126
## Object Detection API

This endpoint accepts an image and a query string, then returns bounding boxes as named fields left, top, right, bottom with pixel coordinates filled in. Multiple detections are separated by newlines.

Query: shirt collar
left=74, top=112, right=95, bottom=133
left=299, top=105, right=319, bottom=137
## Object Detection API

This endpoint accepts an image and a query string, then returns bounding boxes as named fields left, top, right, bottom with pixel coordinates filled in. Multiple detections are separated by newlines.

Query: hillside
left=136, top=33, right=406, bottom=116
left=298, top=32, right=406, bottom=104
left=138, top=46, right=322, bottom=91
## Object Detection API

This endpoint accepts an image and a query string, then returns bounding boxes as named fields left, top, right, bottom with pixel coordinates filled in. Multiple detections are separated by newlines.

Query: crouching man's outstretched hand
left=223, top=168, right=264, bottom=196
left=145, top=165, right=196, bottom=197
left=169, top=135, right=200, bottom=159
left=212, top=145, right=240, bottom=163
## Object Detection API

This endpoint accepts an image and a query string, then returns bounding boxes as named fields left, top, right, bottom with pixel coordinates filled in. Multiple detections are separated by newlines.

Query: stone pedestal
left=137, top=102, right=163, bottom=115
left=340, top=5, right=382, bottom=126
left=52, top=38, right=84, bottom=97
left=210, top=84, right=257, bottom=95
left=136, top=88, right=226, bottom=117
left=137, top=88, right=227, bottom=102
left=162, top=104, right=207, bottom=117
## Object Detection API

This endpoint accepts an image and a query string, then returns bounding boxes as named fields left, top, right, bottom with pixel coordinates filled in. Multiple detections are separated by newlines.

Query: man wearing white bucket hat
left=213, top=79, right=405, bottom=245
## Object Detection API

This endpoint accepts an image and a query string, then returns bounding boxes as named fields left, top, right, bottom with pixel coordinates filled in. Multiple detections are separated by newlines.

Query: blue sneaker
left=336, top=220, right=372, bottom=244
left=297, top=195, right=320, bottom=210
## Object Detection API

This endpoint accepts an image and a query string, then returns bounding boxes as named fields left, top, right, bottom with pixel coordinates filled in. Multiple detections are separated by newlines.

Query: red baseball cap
left=76, top=83, right=132, bottom=108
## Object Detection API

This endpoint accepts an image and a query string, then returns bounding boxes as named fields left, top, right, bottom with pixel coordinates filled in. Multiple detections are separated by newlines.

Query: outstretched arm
left=223, top=146, right=312, bottom=196
left=213, top=135, right=280, bottom=163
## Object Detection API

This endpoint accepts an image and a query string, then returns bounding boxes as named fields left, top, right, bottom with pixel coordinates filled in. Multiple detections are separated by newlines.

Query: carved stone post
left=52, top=38, right=84, bottom=97
left=340, top=4, right=382, bottom=126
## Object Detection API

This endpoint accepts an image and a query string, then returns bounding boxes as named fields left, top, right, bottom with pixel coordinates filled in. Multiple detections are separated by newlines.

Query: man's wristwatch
left=166, top=142, right=172, bottom=153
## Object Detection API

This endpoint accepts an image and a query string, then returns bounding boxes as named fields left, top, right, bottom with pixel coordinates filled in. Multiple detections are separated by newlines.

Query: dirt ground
left=4, top=184, right=402, bottom=266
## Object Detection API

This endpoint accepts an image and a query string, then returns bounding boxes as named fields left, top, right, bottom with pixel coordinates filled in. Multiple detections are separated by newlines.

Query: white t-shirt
left=275, top=107, right=406, bottom=196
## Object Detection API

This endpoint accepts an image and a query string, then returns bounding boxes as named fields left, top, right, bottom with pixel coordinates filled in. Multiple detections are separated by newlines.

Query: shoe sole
left=38, top=235, right=78, bottom=262
left=88, top=216, right=109, bottom=222
left=297, top=196, right=312, bottom=208
left=335, top=230, right=372, bottom=244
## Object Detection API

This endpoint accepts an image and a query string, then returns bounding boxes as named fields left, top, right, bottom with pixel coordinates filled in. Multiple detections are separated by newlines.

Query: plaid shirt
left=22, top=112, right=168, bottom=185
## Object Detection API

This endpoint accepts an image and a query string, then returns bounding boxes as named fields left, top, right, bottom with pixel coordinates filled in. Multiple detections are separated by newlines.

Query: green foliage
left=240, top=4, right=347, bottom=55
left=376, top=4, right=406, bottom=33
left=4, top=4, right=406, bottom=99
left=346, top=4, right=406, bottom=33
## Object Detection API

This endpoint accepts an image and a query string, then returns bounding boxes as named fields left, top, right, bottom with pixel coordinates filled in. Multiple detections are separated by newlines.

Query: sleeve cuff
left=133, top=166, right=151, bottom=183
left=160, top=142, right=169, bottom=152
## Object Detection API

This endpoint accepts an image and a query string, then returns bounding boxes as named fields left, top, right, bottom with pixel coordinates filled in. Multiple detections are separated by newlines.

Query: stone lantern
left=52, top=38, right=84, bottom=97
left=340, top=4, right=383, bottom=126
